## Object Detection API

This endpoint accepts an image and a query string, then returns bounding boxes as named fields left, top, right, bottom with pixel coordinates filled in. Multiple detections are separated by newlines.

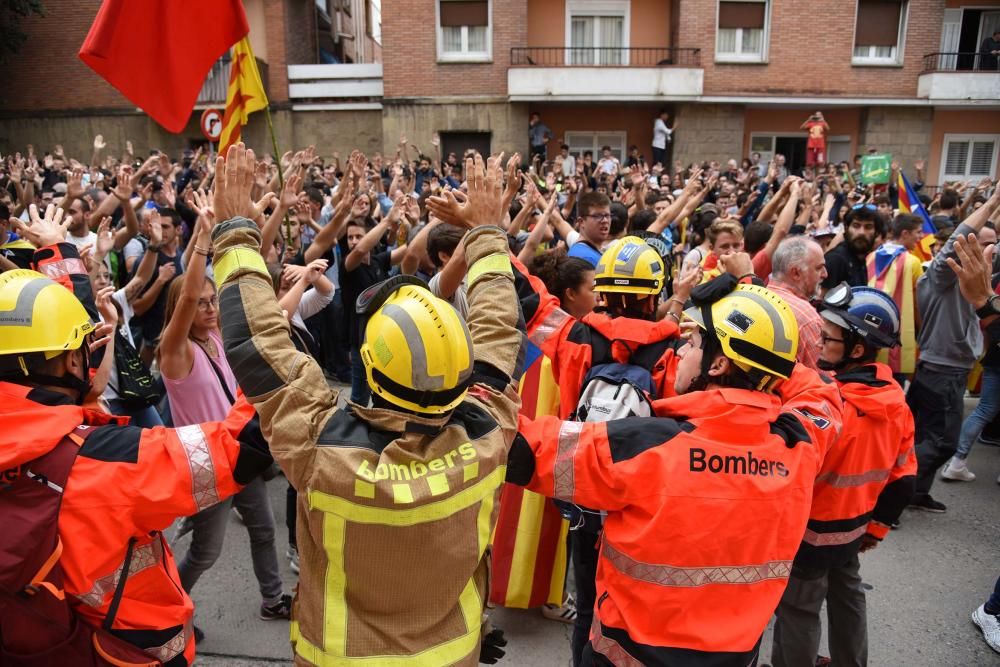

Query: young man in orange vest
left=508, top=274, right=843, bottom=666
left=771, top=283, right=916, bottom=667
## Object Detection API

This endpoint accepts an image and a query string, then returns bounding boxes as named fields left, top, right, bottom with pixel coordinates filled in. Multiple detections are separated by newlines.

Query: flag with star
left=219, top=37, right=268, bottom=154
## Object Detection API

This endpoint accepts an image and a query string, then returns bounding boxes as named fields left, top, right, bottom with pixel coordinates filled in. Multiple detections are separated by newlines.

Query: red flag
left=79, top=0, right=249, bottom=133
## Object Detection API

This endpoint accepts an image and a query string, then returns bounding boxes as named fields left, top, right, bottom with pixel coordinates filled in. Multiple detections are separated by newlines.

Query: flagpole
left=262, top=104, right=293, bottom=247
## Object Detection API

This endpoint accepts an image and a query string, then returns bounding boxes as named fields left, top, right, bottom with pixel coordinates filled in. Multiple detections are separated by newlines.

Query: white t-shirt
left=653, top=119, right=673, bottom=149
left=561, top=154, right=576, bottom=178
left=66, top=231, right=97, bottom=251
left=428, top=272, right=469, bottom=320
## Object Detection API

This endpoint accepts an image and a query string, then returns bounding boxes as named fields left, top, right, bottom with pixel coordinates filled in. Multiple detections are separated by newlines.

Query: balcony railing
left=921, top=52, right=1000, bottom=74
left=198, top=57, right=232, bottom=104
left=510, top=47, right=701, bottom=67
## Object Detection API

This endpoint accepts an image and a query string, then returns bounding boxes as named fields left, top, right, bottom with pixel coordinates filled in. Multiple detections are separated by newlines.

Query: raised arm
left=159, top=217, right=211, bottom=380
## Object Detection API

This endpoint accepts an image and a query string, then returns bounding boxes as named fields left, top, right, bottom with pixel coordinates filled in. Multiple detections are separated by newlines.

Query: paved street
left=188, top=396, right=1000, bottom=666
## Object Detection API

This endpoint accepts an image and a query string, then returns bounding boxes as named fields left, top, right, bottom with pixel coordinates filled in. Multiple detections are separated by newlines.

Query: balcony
left=196, top=57, right=270, bottom=107
left=918, top=53, right=1000, bottom=103
left=508, top=47, right=703, bottom=101
left=287, top=63, right=384, bottom=111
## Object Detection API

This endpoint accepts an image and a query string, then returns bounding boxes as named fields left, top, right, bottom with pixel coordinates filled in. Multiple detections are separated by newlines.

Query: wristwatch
left=975, top=294, right=1000, bottom=319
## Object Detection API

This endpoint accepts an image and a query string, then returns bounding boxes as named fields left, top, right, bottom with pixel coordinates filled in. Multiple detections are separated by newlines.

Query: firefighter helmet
left=594, top=236, right=665, bottom=295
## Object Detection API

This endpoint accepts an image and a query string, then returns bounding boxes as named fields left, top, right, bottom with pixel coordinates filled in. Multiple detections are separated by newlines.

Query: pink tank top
left=161, top=330, right=238, bottom=426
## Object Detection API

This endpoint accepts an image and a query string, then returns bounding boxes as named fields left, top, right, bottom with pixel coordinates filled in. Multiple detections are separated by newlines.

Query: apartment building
left=0, top=0, right=996, bottom=187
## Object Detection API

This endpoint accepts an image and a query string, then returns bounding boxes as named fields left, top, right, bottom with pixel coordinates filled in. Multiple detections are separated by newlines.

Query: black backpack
left=112, top=329, right=161, bottom=408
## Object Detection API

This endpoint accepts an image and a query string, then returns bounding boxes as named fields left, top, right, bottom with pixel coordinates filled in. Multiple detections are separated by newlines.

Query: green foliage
left=0, top=0, right=46, bottom=61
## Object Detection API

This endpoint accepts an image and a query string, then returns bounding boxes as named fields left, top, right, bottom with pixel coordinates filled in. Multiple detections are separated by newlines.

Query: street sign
left=861, top=153, right=891, bottom=184
left=200, top=108, right=223, bottom=142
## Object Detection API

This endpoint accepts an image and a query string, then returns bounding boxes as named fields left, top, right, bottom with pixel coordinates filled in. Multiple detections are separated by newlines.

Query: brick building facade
left=1, top=0, right=998, bottom=186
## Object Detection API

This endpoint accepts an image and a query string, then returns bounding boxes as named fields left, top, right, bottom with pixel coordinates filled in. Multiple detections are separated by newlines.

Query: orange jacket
left=513, top=257, right=682, bottom=415
left=0, top=382, right=271, bottom=666
left=509, top=364, right=842, bottom=663
left=795, top=363, right=916, bottom=568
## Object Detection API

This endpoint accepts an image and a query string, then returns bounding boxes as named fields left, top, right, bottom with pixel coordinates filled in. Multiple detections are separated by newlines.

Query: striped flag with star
left=219, top=37, right=268, bottom=154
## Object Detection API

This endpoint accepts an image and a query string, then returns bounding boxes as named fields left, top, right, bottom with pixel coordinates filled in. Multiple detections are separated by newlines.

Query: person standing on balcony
left=652, top=109, right=675, bottom=170
left=979, top=28, right=1000, bottom=70
left=529, top=112, right=554, bottom=161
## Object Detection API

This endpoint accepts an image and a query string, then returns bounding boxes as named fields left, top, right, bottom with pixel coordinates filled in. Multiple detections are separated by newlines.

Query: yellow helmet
left=594, top=236, right=665, bottom=295
left=0, top=269, right=95, bottom=373
left=684, top=284, right=799, bottom=383
left=357, top=276, right=473, bottom=414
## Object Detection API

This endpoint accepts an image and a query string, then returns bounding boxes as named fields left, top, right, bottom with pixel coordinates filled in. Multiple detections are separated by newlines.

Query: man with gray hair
left=765, top=236, right=828, bottom=370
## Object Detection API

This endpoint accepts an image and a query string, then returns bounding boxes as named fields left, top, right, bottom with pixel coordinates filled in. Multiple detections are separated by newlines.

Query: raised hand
left=427, top=153, right=504, bottom=229
left=114, top=165, right=134, bottom=201
left=281, top=174, right=303, bottom=209
left=17, top=204, right=70, bottom=247
left=95, top=216, right=114, bottom=257
left=305, top=258, right=329, bottom=283
left=65, top=167, right=86, bottom=201
left=94, top=286, right=118, bottom=328
left=946, top=234, right=997, bottom=309
left=93, top=134, right=107, bottom=151
left=214, top=143, right=259, bottom=223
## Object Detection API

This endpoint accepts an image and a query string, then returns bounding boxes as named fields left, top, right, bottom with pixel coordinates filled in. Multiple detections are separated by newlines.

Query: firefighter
left=207, top=147, right=522, bottom=666
left=0, top=204, right=273, bottom=666
left=507, top=275, right=843, bottom=666
left=772, top=283, right=916, bottom=667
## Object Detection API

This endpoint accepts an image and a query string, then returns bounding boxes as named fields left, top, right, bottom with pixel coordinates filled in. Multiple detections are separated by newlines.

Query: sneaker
left=941, top=457, right=976, bottom=482
left=260, top=594, right=292, bottom=621
left=978, top=434, right=1000, bottom=447
left=286, top=545, right=300, bottom=574
left=541, top=594, right=577, bottom=624
left=231, top=506, right=245, bottom=523
left=972, top=604, right=1000, bottom=653
left=889, top=520, right=900, bottom=530
left=908, top=495, right=947, bottom=513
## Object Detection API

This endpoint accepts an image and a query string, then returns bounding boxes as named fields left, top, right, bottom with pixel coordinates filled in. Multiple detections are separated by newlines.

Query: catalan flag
left=219, top=37, right=268, bottom=154
left=489, top=343, right=569, bottom=609
left=896, top=170, right=936, bottom=262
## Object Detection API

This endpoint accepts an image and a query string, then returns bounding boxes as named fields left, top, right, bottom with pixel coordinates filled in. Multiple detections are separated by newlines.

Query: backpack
left=112, top=328, right=162, bottom=409
left=560, top=361, right=657, bottom=533
left=0, top=426, right=162, bottom=666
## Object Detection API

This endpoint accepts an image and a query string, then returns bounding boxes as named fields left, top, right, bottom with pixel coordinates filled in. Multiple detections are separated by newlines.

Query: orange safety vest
left=512, top=364, right=842, bottom=663
left=796, top=363, right=916, bottom=567
left=0, top=382, right=268, bottom=666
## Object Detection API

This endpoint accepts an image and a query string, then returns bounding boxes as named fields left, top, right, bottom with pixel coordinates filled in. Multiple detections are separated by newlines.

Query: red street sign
left=200, top=108, right=223, bottom=142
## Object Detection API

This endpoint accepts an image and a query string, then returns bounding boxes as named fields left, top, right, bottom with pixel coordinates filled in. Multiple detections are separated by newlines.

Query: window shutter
left=439, top=0, right=488, bottom=27
left=718, top=1, right=766, bottom=30
left=855, top=0, right=902, bottom=47
left=971, top=142, right=995, bottom=176
left=944, top=141, right=969, bottom=176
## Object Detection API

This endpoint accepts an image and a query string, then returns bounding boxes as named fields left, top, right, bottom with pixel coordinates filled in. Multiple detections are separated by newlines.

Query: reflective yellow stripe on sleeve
left=213, top=247, right=269, bottom=287
left=467, top=252, right=513, bottom=288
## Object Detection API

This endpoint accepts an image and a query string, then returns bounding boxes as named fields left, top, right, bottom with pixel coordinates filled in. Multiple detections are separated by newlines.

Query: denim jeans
left=105, top=398, right=164, bottom=428
left=987, top=575, right=1000, bottom=615
left=907, top=363, right=968, bottom=498
left=350, top=347, right=371, bottom=406
left=956, top=366, right=1000, bottom=460
left=176, top=476, right=283, bottom=604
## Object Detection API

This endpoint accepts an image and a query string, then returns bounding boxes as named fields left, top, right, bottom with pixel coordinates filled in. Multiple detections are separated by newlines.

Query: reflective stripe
left=553, top=421, right=582, bottom=500
left=37, top=258, right=88, bottom=279
left=528, top=307, right=571, bottom=347
left=213, top=247, right=269, bottom=286
left=308, top=465, right=506, bottom=526
left=815, top=468, right=890, bottom=488
left=590, top=617, right=644, bottom=667
left=299, top=467, right=501, bottom=665
left=896, top=447, right=913, bottom=467
left=77, top=535, right=165, bottom=608
left=175, top=424, right=220, bottom=511
left=803, top=524, right=868, bottom=547
left=148, top=620, right=191, bottom=663
left=603, top=541, right=792, bottom=588
left=467, top=252, right=513, bottom=288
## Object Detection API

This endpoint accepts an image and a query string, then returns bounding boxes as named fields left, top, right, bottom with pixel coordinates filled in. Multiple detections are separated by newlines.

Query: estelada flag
left=489, top=343, right=569, bottom=608
left=219, top=37, right=269, bottom=155
left=79, top=0, right=248, bottom=133
left=896, top=170, right=936, bottom=262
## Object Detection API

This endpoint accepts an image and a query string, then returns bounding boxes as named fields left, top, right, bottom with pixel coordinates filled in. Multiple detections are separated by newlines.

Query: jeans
left=651, top=146, right=667, bottom=168
left=986, top=575, right=1000, bottom=615
left=956, top=366, right=1000, bottom=460
left=772, top=557, right=867, bottom=667
left=350, top=347, right=371, bottom=406
left=570, top=529, right=600, bottom=667
left=176, top=476, right=283, bottom=604
left=105, top=398, right=164, bottom=428
left=906, top=363, right=968, bottom=498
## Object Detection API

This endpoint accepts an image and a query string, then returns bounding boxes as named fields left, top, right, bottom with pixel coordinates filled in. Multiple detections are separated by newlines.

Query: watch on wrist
left=975, top=293, right=1000, bottom=319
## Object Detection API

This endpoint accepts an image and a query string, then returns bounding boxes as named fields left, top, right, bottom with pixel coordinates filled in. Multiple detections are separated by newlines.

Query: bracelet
left=193, top=245, right=211, bottom=256
left=668, top=297, right=686, bottom=309
left=665, top=311, right=681, bottom=322
left=146, top=244, right=161, bottom=253
left=737, top=272, right=755, bottom=283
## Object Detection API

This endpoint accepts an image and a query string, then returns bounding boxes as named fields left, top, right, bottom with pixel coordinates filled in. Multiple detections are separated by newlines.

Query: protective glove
left=479, top=627, right=507, bottom=664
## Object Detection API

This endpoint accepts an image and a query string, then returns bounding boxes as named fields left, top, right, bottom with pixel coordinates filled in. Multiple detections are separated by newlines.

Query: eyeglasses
left=585, top=213, right=612, bottom=222
left=197, top=296, right=218, bottom=311
left=820, top=334, right=845, bottom=345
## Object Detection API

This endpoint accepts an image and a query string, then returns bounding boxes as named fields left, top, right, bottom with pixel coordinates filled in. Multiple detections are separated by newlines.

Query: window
left=716, top=0, right=768, bottom=62
left=941, top=135, right=999, bottom=182
left=565, top=131, right=627, bottom=163
left=437, top=0, right=491, bottom=62
left=853, top=0, right=907, bottom=65
left=367, top=0, right=381, bottom=44
left=566, top=1, right=629, bottom=65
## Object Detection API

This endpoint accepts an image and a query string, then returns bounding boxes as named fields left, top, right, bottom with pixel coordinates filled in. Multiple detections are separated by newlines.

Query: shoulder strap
left=195, top=340, right=236, bottom=406
left=102, top=537, right=137, bottom=631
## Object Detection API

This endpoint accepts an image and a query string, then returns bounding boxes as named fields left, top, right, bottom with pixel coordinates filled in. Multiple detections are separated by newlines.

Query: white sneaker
left=941, top=457, right=976, bottom=482
left=286, top=545, right=300, bottom=574
left=972, top=604, right=1000, bottom=653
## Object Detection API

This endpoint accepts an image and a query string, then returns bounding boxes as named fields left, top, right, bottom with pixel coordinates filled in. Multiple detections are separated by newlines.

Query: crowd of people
left=1, top=130, right=999, bottom=667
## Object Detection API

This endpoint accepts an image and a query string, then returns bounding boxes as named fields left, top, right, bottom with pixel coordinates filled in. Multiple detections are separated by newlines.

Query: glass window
left=716, top=1, right=767, bottom=62
left=853, top=0, right=906, bottom=65
left=438, top=0, right=491, bottom=61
